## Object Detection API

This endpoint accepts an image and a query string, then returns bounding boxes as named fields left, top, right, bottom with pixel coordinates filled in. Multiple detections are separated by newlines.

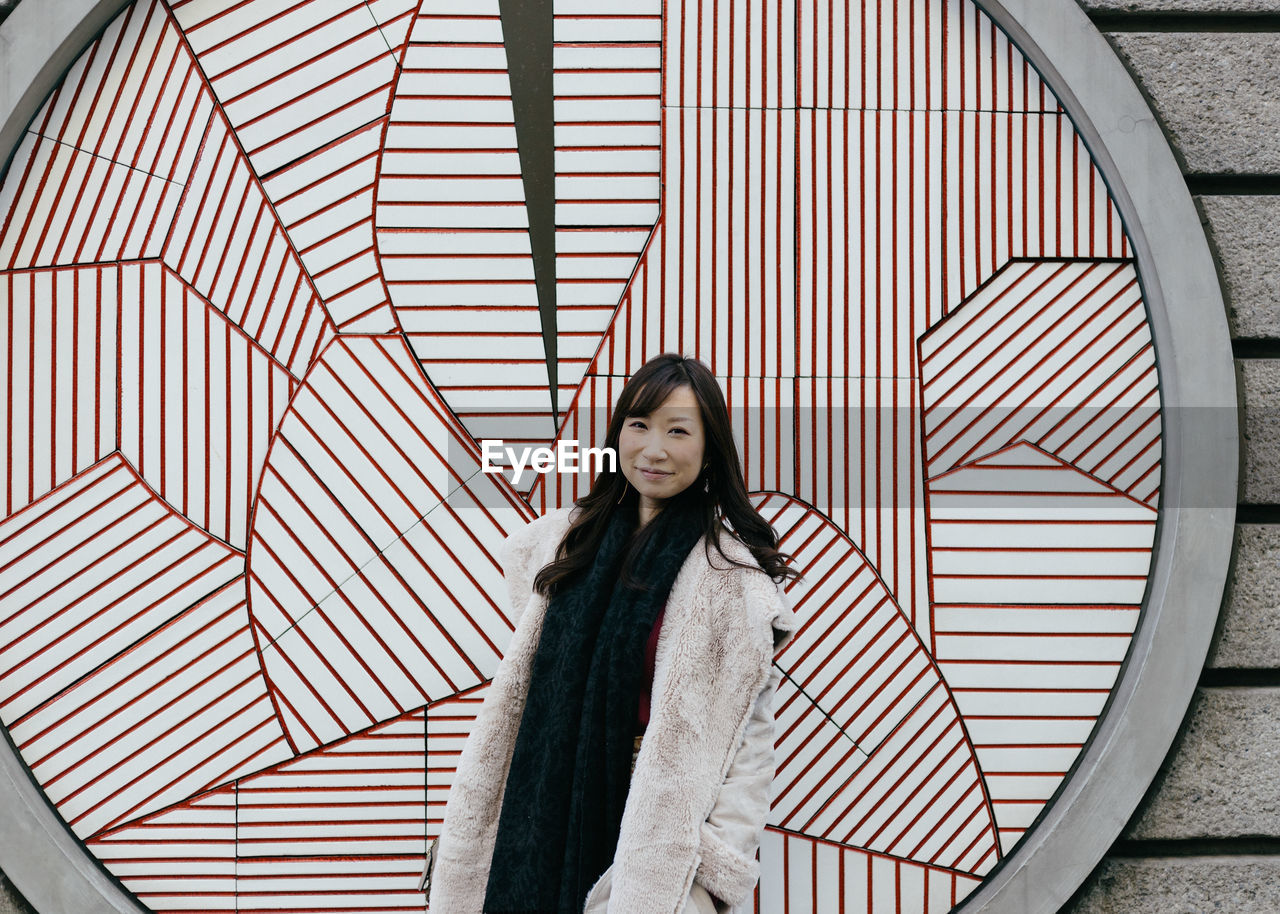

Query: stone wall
left=1063, top=2, right=1280, bottom=911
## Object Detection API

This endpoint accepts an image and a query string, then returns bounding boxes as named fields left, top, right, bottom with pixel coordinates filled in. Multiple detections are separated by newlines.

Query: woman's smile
left=618, top=385, right=707, bottom=527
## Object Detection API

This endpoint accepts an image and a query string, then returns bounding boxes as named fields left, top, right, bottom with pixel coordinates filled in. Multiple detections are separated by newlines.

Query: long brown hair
left=533, top=354, right=802, bottom=596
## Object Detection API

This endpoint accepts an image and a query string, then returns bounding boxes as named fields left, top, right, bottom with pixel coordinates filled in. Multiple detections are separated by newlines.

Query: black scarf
left=482, top=493, right=705, bottom=914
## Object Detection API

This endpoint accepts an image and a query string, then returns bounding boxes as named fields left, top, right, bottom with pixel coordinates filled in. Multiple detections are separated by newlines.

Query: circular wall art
left=0, top=1, right=1236, bottom=913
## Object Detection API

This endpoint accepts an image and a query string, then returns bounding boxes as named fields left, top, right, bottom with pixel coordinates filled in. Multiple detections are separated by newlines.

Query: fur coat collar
left=427, top=505, right=797, bottom=914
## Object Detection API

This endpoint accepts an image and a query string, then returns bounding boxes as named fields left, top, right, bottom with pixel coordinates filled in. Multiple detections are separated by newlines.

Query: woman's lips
left=639, top=468, right=671, bottom=480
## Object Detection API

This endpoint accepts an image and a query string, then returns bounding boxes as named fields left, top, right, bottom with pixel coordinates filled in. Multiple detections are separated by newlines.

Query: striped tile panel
left=927, top=444, right=1155, bottom=852
left=920, top=260, right=1160, bottom=506
left=235, top=709, right=427, bottom=913
left=798, top=0, right=1060, bottom=113
left=248, top=334, right=532, bottom=752
left=589, top=107, right=799, bottom=378
left=664, top=0, right=797, bottom=109
left=425, top=684, right=487, bottom=844
left=163, top=112, right=333, bottom=376
left=0, top=0, right=212, bottom=270
left=87, top=787, right=237, bottom=914
left=763, top=494, right=996, bottom=875
left=9, top=578, right=290, bottom=839
left=553, top=0, right=661, bottom=411
left=942, top=114, right=1129, bottom=309
left=116, top=261, right=295, bottom=549
left=168, top=0, right=404, bottom=178
left=797, top=111, right=1127, bottom=378
left=259, top=119, right=398, bottom=333
left=366, top=0, right=418, bottom=59
left=757, top=829, right=983, bottom=914
left=794, top=374, right=932, bottom=642
left=88, top=709, right=426, bottom=914
left=1, top=267, right=119, bottom=520
left=0, top=452, right=242, bottom=732
left=377, top=0, right=556, bottom=446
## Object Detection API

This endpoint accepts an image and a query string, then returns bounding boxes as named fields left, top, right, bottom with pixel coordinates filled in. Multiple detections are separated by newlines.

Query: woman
left=427, top=354, right=801, bottom=914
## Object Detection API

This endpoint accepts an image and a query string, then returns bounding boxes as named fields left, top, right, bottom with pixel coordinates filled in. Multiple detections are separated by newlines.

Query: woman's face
left=618, top=385, right=707, bottom=526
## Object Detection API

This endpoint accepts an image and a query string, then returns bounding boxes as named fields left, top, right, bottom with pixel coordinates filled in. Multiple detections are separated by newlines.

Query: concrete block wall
left=0, top=1, right=1264, bottom=913
left=1063, top=2, right=1280, bottom=911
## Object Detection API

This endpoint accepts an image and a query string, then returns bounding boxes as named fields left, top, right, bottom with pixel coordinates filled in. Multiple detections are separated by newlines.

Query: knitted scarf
left=482, top=493, right=705, bottom=914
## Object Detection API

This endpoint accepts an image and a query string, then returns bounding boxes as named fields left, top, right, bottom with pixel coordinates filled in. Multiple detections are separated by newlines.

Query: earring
left=616, top=479, right=630, bottom=504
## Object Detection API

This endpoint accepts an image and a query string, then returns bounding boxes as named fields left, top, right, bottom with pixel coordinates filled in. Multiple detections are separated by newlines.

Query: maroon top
left=637, top=603, right=666, bottom=732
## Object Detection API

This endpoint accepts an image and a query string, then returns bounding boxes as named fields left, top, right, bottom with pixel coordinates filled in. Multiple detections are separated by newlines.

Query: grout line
left=1090, top=11, right=1280, bottom=32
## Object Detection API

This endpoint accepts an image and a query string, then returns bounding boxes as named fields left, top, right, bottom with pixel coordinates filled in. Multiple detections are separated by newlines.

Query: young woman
left=426, top=354, right=802, bottom=914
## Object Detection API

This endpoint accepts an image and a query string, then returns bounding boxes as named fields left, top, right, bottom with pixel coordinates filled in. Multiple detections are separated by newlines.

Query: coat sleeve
left=692, top=661, right=782, bottom=907
left=693, top=578, right=797, bottom=909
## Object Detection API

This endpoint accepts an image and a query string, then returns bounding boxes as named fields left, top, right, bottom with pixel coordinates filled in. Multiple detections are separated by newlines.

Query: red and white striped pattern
left=0, top=453, right=241, bottom=732
left=0, top=0, right=1169, bottom=911
left=764, top=494, right=997, bottom=876
left=588, top=107, right=798, bottom=379
left=116, top=261, right=296, bottom=549
left=164, top=112, right=332, bottom=376
left=88, top=709, right=427, bottom=914
left=261, top=119, right=398, bottom=334
left=9, top=578, right=290, bottom=839
left=88, top=787, right=237, bottom=914
left=942, top=114, right=1129, bottom=309
left=425, top=683, right=488, bottom=843
left=665, top=0, right=797, bottom=109
left=757, top=830, right=983, bottom=914
left=927, top=444, right=1155, bottom=851
left=798, top=0, right=1060, bottom=112
left=0, top=0, right=211, bottom=270
left=552, top=0, right=661, bottom=407
left=377, top=0, right=554, bottom=448
left=367, top=0, right=418, bottom=60
left=920, top=260, right=1160, bottom=506
left=236, top=710, right=427, bottom=913
left=0, top=267, right=119, bottom=518
left=169, top=0, right=405, bottom=178
left=248, top=334, right=531, bottom=752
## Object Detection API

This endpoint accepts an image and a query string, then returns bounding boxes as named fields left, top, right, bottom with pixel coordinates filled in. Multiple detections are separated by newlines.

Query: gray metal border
left=0, top=1, right=1237, bottom=912
left=0, top=5, right=148, bottom=912
left=955, top=1, right=1238, bottom=911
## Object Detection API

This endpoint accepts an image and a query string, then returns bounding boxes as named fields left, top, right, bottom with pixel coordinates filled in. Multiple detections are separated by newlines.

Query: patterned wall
left=0, top=1, right=1160, bottom=912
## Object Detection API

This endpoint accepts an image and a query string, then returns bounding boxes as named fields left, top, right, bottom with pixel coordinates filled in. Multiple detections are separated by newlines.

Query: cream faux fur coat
left=426, top=506, right=797, bottom=914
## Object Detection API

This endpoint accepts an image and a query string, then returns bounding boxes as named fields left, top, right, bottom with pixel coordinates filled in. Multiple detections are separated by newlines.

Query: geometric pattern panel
left=0, top=453, right=243, bottom=732
left=377, top=0, right=549, bottom=445
left=920, top=260, right=1159, bottom=506
left=0, top=0, right=211, bottom=271
left=115, top=262, right=297, bottom=549
left=87, top=787, right=238, bottom=914
left=8, top=577, right=290, bottom=840
left=764, top=493, right=996, bottom=875
left=86, top=710, right=427, bottom=914
left=0, top=1, right=1163, bottom=912
left=162, top=111, right=335, bottom=370
left=926, top=443, right=1156, bottom=852
left=234, top=710, right=427, bottom=913
left=0, top=267, right=120, bottom=517
left=248, top=334, right=531, bottom=753
left=757, top=830, right=984, bottom=914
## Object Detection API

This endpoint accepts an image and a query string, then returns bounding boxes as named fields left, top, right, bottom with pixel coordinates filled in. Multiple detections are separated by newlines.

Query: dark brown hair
left=532, top=353, right=802, bottom=596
